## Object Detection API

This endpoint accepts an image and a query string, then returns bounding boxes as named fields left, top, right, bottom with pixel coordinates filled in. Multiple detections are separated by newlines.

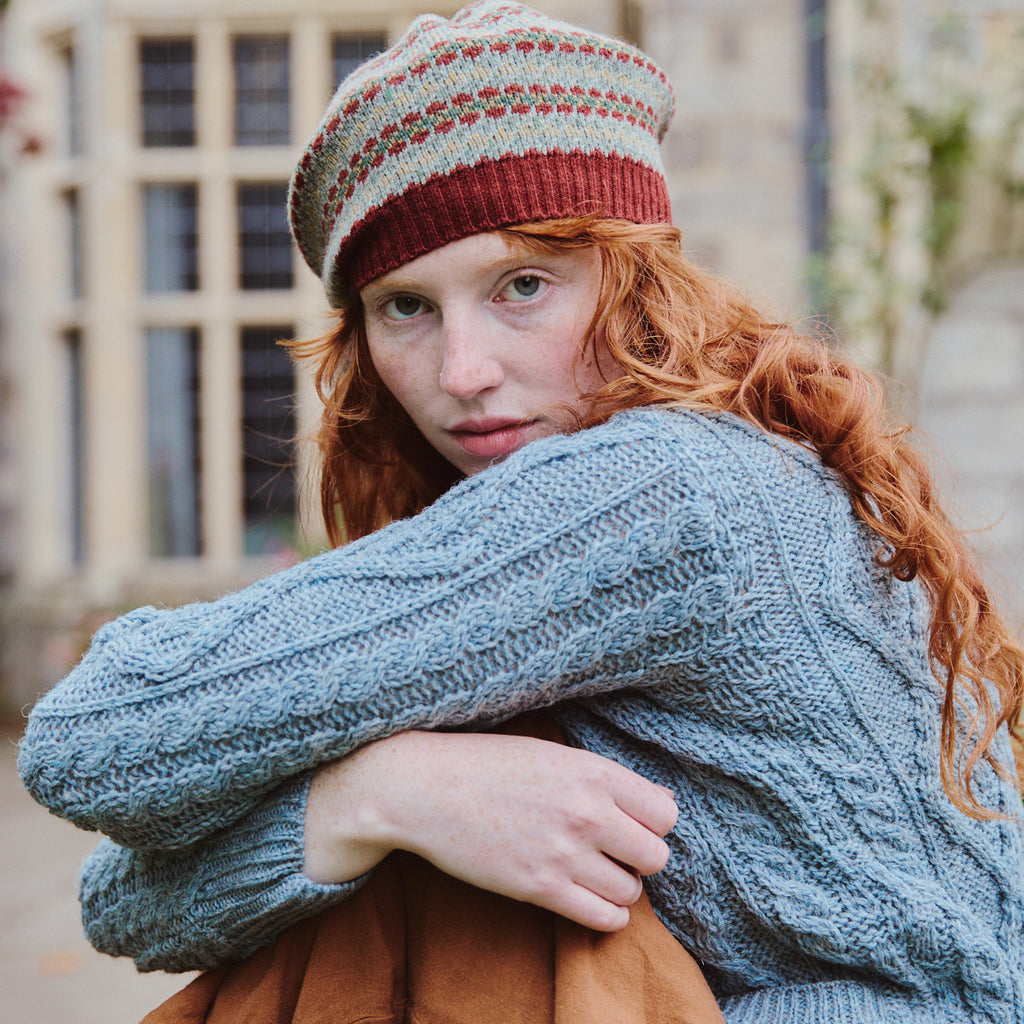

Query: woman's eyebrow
left=360, top=275, right=419, bottom=301
left=364, top=252, right=554, bottom=298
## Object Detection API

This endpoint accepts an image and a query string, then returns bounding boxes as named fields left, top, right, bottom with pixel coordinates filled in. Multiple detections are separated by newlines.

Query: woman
left=19, top=3, right=1024, bottom=1022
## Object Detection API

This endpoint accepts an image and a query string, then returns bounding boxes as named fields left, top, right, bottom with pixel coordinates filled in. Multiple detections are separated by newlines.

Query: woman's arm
left=304, top=729, right=678, bottom=931
left=20, top=411, right=729, bottom=851
left=82, top=729, right=678, bottom=972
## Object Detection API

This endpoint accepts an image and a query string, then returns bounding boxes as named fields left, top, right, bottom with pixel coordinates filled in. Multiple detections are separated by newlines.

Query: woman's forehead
left=360, top=231, right=595, bottom=298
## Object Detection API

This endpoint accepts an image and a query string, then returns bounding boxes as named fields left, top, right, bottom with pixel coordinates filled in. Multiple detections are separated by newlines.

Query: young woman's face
left=360, top=232, right=610, bottom=476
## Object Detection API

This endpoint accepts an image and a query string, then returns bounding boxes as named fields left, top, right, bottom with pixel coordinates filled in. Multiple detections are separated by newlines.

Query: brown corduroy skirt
left=141, top=848, right=724, bottom=1024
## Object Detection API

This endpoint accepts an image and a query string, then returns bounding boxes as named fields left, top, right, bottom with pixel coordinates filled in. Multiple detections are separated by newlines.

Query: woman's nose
left=438, top=318, right=504, bottom=399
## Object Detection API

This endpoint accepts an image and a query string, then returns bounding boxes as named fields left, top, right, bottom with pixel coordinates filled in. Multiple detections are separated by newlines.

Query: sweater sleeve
left=19, top=411, right=734, bottom=852
left=79, top=773, right=367, bottom=973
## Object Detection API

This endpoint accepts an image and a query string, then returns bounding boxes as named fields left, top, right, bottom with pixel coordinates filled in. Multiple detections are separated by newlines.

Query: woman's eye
left=383, top=295, right=424, bottom=320
left=501, top=275, right=544, bottom=301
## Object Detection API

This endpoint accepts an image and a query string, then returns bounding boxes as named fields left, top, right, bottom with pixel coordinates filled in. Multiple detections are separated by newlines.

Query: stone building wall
left=645, top=0, right=809, bottom=315
left=918, top=268, right=1024, bottom=631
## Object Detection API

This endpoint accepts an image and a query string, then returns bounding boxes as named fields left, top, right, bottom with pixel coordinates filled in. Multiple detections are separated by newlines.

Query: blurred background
left=0, top=0, right=1022, bottom=1020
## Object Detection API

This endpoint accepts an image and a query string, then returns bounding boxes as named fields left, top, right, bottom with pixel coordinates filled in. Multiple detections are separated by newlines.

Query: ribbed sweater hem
left=721, top=980, right=963, bottom=1023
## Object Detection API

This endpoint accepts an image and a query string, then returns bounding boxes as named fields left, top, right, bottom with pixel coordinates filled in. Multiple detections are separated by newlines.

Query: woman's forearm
left=304, top=729, right=677, bottom=932
left=302, top=734, right=405, bottom=884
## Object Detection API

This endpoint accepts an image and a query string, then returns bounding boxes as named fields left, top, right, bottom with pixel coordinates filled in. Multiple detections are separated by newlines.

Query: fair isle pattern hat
left=289, top=0, right=675, bottom=305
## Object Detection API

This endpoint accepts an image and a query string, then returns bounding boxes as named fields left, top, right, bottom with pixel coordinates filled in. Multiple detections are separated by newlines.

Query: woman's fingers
left=574, top=758, right=676, bottom=876
left=599, top=815, right=673, bottom=877
left=304, top=729, right=681, bottom=932
left=606, top=762, right=679, bottom=837
left=546, top=883, right=633, bottom=932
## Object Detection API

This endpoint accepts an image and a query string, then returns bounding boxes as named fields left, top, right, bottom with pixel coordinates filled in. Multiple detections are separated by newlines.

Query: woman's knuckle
left=652, top=838, right=671, bottom=871
left=574, top=803, right=603, bottom=832
left=637, top=837, right=670, bottom=874
left=594, top=904, right=628, bottom=931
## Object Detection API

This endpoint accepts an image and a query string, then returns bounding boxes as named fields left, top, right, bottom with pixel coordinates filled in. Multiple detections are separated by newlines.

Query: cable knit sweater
left=18, top=408, right=1024, bottom=1023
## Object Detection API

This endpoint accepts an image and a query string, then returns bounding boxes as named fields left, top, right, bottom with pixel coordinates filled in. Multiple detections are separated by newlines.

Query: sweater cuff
left=82, top=774, right=371, bottom=973
left=191, top=772, right=366, bottom=943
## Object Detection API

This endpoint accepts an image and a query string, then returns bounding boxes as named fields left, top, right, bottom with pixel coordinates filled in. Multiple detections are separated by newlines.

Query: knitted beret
left=288, top=0, right=675, bottom=305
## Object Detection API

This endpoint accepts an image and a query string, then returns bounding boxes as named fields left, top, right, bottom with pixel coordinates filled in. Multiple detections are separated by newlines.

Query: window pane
left=64, top=189, right=83, bottom=299
left=144, top=184, right=198, bottom=292
left=237, top=182, right=292, bottom=290
left=241, top=326, right=296, bottom=556
left=804, top=0, right=830, bottom=258
left=331, top=34, right=386, bottom=89
left=64, top=47, right=82, bottom=156
left=147, top=328, right=201, bottom=557
left=139, top=39, right=195, bottom=147
left=234, top=36, right=290, bottom=146
left=65, top=330, right=85, bottom=565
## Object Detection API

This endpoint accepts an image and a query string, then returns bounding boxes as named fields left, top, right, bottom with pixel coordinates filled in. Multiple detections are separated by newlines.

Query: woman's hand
left=303, top=729, right=678, bottom=931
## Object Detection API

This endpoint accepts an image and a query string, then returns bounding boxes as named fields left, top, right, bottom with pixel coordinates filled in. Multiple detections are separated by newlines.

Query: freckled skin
left=360, top=232, right=611, bottom=477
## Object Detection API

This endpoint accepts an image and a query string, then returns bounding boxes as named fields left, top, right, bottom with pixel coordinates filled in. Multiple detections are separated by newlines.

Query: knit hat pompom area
left=288, top=0, right=675, bottom=306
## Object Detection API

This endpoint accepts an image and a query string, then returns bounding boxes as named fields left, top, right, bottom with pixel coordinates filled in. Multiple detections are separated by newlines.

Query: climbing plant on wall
left=824, top=1, right=1024, bottom=388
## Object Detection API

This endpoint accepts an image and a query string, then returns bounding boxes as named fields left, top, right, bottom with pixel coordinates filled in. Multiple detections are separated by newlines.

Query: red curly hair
left=288, top=216, right=1024, bottom=819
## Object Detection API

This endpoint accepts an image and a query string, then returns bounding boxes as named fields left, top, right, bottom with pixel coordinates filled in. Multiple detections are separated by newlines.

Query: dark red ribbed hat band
left=343, top=152, right=672, bottom=292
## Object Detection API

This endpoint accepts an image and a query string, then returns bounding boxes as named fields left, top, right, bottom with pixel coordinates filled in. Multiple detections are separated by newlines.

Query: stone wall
left=645, top=0, right=809, bottom=315
left=918, top=266, right=1024, bottom=631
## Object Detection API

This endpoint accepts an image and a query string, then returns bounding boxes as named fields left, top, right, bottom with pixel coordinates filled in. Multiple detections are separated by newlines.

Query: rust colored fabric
left=141, top=850, right=723, bottom=1024
left=141, top=716, right=722, bottom=1024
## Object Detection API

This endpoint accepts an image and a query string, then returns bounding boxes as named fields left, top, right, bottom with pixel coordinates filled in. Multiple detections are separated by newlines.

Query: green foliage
left=818, top=1, right=1024, bottom=378
left=907, top=102, right=974, bottom=314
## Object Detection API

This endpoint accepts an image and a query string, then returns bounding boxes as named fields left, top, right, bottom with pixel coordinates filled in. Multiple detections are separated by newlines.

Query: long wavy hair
left=289, top=215, right=1024, bottom=818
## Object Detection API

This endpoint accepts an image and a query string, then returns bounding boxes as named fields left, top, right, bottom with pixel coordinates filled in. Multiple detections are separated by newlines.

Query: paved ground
left=1, top=722, right=196, bottom=1024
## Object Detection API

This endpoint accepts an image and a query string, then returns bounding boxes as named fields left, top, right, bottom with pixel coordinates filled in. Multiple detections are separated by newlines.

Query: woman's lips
left=448, top=418, right=537, bottom=460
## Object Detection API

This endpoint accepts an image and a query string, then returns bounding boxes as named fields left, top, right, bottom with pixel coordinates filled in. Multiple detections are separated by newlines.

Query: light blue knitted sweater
left=18, top=408, right=1024, bottom=1023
